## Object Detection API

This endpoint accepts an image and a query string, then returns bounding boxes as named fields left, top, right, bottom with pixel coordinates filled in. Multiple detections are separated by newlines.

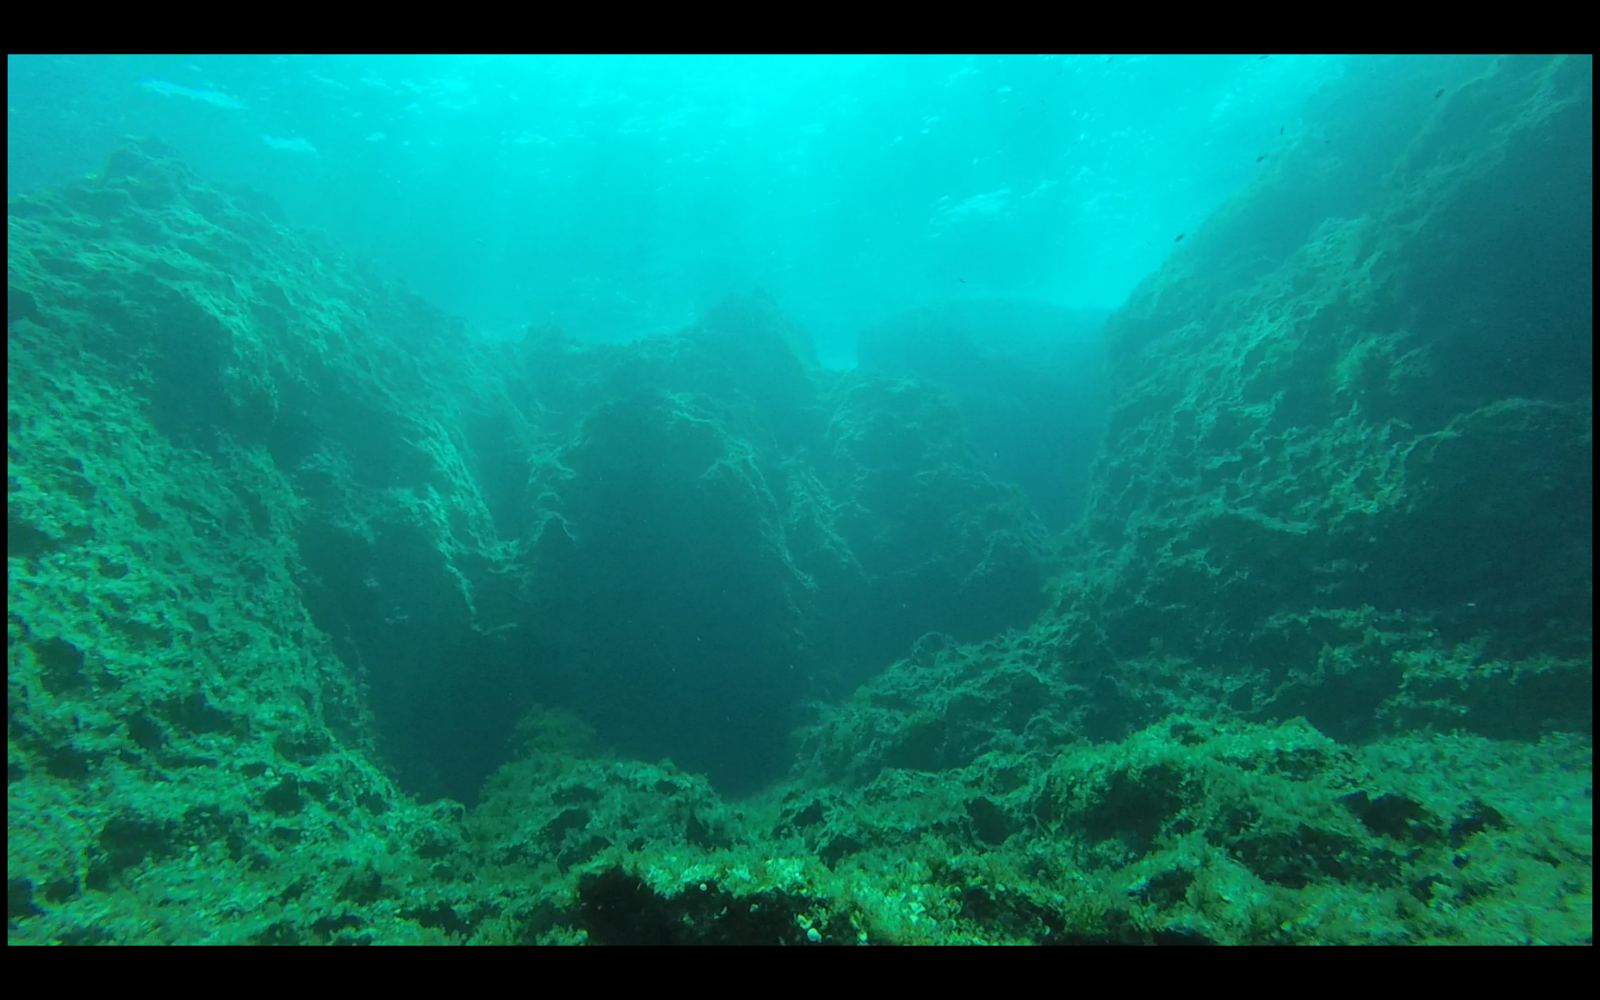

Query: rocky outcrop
left=1059, top=54, right=1592, bottom=740
left=7, top=136, right=1050, bottom=942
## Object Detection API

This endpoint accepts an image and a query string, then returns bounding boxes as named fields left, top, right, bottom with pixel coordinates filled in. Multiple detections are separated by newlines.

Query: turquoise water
left=10, top=54, right=1347, bottom=365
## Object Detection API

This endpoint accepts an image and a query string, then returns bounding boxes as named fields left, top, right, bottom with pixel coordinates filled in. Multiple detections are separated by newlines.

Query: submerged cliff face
left=1060, top=54, right=1592, bottom=740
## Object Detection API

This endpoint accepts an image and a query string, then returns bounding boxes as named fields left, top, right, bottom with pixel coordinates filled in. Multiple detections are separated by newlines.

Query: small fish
left=1256, top=154, right=1267, bottom=162
left=1258, top=55, right=1269, bottom=60
left=1434, top=89, right=1446, bottom=99
left=1174, top=233, right=1186, bottom=243
left=1279, top=126, right=1284, bottom=135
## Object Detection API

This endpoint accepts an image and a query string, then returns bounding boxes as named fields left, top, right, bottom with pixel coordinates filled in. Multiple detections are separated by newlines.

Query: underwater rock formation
left=1061, top=54, right=1592, bottom=743
left=6, top=54, right=1591, bottom=945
